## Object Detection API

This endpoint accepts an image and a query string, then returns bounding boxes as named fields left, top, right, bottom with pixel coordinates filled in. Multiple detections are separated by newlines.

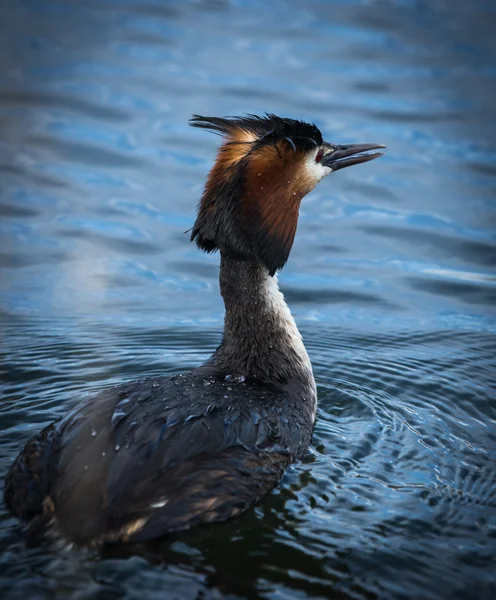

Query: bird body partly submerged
left=6, top=371, right=314, bottom=545
left=4, top=114, right=384, bottom=545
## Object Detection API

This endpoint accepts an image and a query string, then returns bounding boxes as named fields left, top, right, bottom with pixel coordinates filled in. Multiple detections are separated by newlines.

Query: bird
left=4, top=113, right=385, bottom=546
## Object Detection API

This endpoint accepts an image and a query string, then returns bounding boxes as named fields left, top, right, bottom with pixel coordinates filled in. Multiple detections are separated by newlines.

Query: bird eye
left=315, top=149, right=324, bottom=164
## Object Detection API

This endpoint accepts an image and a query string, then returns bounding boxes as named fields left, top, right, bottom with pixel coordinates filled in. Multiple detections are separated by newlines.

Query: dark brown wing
left=119, top=448, right=290, bottom=542
left=48, top=374, right=294, bottom=544
left=4, top=422, right=58, bottom=521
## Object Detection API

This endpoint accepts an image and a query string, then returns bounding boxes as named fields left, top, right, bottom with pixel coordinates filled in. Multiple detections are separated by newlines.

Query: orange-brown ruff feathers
left=4, top=114, right=385, bottom=546
left=190, top=114, right=325, bottom=275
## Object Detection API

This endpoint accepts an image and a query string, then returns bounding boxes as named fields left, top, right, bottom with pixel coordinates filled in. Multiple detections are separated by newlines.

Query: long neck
left=210, top=253, right=314, bottom=388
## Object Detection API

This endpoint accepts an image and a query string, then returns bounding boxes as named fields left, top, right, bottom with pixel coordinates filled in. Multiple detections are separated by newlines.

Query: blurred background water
left=0, top=0, right=495, bottom=598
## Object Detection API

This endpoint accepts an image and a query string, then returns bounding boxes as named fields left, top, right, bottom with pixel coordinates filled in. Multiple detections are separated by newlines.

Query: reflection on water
left=0, top=0, right=495, bottom=599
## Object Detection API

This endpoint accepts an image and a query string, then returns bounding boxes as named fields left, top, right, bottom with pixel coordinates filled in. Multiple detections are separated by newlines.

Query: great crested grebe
left=5, top=114, right=385, bottom=546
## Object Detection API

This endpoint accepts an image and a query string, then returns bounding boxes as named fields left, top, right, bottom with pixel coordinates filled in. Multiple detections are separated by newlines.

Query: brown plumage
left=190, top=114, right=325, bottom=275
left=243, top=140, right=316, bottom=268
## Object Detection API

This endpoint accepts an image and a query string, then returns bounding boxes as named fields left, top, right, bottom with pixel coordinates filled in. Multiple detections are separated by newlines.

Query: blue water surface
left=0, top=1, right=495, bottom=599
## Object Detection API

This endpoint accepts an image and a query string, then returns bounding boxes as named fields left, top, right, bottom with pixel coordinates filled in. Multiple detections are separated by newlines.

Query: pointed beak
left=322, top=143, right=386, bottom=172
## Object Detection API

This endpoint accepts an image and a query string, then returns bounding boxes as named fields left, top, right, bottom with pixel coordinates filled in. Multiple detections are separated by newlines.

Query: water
left=0, top=0, right=495, bottom=598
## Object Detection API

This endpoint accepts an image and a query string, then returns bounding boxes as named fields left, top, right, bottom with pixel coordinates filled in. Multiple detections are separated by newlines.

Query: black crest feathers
left=190, top=113, right=323, bottom=152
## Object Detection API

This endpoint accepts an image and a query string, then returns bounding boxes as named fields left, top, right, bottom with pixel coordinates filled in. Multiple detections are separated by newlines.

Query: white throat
left=263, top=274, right=315, bottom=380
